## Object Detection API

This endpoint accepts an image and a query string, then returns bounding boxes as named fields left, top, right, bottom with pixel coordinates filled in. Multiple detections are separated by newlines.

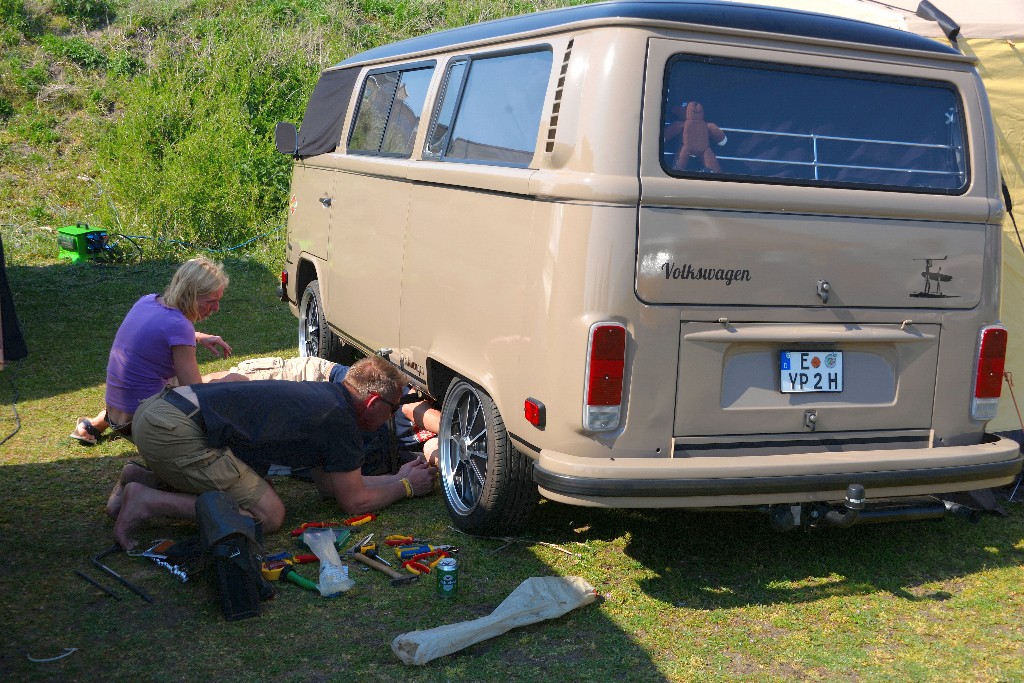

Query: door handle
left=816, top=279, right=830, bottom=304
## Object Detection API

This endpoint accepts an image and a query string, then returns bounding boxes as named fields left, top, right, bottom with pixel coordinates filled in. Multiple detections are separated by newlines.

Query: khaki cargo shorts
left=132, top=391, right=268, bottom=509
left=228, top=356, right=336, bottom=382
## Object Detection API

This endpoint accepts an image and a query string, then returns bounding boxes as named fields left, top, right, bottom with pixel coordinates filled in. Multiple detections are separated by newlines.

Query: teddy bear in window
left=665, top=101, right=727, bottom=173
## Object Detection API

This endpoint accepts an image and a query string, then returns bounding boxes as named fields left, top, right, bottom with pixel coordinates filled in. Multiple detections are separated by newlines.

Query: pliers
left=289, top=521, right=339, bottom=537
left=265, top=551, right=318, bottom=565
left=343, top=513, right=377, bottom=526
left=400, top=549, right=452, bottom=575
left=393, top=544, right=456, bottom=560
left=384, top=534, right=424, bottom=546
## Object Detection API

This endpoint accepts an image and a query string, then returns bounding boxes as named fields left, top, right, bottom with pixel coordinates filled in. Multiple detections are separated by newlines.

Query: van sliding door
left=326, top=64, right=435, bottom=354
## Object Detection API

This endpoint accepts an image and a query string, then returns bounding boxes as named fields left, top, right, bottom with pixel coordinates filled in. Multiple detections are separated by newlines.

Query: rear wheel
left=438, top=379, right=538, bottom=533
left=298, top=281, right=339, bottom=360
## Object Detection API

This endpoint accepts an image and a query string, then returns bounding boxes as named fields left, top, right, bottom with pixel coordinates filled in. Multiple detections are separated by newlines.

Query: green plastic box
left=57, top=223, right=108, bottom=263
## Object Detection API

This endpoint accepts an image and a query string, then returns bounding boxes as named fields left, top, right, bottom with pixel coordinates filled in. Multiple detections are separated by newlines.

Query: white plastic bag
left=392, top=576, right=598, bottom=665
left=302, top=528, right=354, bottom=596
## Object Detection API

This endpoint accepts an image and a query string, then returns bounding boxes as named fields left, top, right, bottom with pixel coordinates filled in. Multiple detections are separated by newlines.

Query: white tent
left=727, top=0, right=1024, bottom=432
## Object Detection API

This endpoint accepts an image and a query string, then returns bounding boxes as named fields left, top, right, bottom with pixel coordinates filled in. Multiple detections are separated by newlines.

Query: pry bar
left=92, top=543, right=154, bottom=603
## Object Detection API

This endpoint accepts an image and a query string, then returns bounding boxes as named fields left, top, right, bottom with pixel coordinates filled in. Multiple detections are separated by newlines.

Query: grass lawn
left=2, top=254, right=1024, bottom=682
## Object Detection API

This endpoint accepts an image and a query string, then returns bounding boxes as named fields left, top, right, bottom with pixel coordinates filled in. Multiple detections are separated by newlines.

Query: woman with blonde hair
left=71, top=257, right=241, bottom=444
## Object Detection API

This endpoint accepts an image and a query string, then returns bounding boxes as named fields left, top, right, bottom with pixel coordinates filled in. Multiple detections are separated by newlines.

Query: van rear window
left=349, top=64, right=434, bottom=157
left=425, top=49, right=552, bottom=167
left=661, top=56, right=967, bottom=193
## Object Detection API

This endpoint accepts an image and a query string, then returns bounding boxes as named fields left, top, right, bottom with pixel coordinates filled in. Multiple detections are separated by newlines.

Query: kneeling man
left=111, top=355, right=437, bottom=550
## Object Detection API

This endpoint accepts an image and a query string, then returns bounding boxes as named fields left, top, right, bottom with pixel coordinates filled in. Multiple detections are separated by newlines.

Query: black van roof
left=334, top=0, right=957, bottom=67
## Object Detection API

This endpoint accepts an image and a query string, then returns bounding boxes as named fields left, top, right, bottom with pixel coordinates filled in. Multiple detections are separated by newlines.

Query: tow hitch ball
left=768, top=484, right=865, bottom=531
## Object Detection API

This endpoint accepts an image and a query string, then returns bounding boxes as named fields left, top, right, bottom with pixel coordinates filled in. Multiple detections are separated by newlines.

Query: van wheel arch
left=438, top=378, right=538, bottom=533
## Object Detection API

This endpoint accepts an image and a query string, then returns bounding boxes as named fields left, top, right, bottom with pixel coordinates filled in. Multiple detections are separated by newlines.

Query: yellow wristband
left=401, top=478, right=413, bottom=498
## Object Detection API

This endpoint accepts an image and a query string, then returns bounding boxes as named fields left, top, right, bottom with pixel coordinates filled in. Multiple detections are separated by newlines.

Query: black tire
left=297, top=281, right=340, bottom=360
left=438, top=379, right=538, bottom=533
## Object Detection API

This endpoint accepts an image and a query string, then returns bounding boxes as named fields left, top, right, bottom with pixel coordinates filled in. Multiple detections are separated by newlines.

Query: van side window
left=424, top=49, right=553, bottom=167
left=349, top=64, right=435, bottom=157
left=661, top=55, right=967, bottom=194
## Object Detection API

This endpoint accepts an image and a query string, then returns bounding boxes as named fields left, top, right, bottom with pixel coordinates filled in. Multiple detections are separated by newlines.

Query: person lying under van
left=106, top=355, right=438, bottom=551
left=205, top=355, right=441, bottom=472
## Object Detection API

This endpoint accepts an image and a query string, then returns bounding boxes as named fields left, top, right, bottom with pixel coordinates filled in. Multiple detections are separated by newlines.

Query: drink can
left=436, top=557, right=458, bottom=598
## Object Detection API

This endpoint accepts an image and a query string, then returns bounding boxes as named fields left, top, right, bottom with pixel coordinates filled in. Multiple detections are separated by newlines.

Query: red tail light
left=584, top=323, right=626, bottom=431
left=971, top=325, right=1007, bottom=420
left=278, top=270, right=290, bottom=302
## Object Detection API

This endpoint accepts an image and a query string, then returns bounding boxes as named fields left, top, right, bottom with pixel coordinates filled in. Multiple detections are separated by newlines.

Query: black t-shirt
left=192, top=380, right=364, bottom=477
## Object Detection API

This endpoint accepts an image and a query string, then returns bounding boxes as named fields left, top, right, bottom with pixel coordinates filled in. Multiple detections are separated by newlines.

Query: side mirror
left=275, top=122, right=298, bottom=156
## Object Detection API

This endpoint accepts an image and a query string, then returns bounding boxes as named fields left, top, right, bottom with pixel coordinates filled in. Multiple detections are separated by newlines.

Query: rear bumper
left=533, top=435, right=1022, bottom=507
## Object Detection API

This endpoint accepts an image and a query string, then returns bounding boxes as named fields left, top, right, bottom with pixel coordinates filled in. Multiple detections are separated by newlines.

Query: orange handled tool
left=289, top=521, right=338, bottom=537
left=344, top=513, right=377, bottom=526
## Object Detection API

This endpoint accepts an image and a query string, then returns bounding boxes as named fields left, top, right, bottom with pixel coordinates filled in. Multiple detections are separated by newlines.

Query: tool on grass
left=92, top=543, right=154, bottom=603
left=343, top=533, right=418, bottom=586
left=293, top=527, right=351, bottom=554
left=279, top=564, right=320, bottom=592
left=344, top=533, right=374, bottom=555
left=393, top=544, right=456, bottom=560
left=128, top=539, right=195, bottom=583
left=359, top=540, right=392, bottom=567
left=343, top=513, right=377, bottom=526
left=261, top=558, right=320, bottom=592
left=73, top=569, right=120, bottom=599
left=350, top=552, right=420, bottom=586
left=400, top=560, right=432, bottom=575
left=266, top=551, right=318, bottom=565
left=400, top=550, right=452, bottom=575
left=261, top=551, right=318, bottom=579
left=289, top=521, right=338, bottom=537
left=384, top=534, right=423, bottom=546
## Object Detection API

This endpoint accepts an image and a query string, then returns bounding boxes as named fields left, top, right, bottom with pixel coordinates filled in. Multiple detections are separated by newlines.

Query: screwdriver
left=360, top=540, right=392, bottom=566
left=393, top=544, right=454, bottom=560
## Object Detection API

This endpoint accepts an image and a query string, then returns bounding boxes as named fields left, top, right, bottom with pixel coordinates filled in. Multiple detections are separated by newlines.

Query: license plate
left=780, top=350, right=843, bottom=393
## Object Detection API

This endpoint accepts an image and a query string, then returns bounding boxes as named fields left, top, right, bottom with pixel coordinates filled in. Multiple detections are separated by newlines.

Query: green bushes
left=2, top=0, right=586, bottom=256
left=41, top=34, right=108, bottom=69
left=53, top=0, right=112, bottom=28
left=97, top=21, right=320, bottom=248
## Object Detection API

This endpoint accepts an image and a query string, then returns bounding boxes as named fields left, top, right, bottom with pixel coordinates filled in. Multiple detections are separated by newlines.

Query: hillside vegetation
left=0, top=0, right=575, bottom=264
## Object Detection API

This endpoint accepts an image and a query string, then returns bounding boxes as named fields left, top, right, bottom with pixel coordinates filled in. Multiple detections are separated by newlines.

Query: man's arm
left=311, top=461, right=437, bottom=514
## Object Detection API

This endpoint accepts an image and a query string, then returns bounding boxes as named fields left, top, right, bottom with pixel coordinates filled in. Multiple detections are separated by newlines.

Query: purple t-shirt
left=105, top=294, right=196, bottom=412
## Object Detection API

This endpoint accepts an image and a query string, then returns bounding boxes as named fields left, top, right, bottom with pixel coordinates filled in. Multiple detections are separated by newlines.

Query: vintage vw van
left=275, top=0, right=1021, bottom=532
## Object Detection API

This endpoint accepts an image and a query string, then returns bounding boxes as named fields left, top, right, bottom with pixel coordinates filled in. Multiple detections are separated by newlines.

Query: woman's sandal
left=70, top=417, right=102, bottom=446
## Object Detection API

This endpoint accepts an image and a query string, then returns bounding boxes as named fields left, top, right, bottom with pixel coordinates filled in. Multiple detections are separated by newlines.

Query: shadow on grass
left=529, top=497, right=1024, bottom=609
left=1, top=456, right=669, bottom=683
left=1, top=257, right=296, bottom=403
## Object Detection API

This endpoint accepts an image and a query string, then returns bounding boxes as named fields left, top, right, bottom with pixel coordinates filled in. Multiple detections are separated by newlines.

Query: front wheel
left=438, top=379, right=538, bottom=533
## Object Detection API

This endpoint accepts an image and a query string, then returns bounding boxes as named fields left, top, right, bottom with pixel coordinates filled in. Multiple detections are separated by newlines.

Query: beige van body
left=276, top=0, right=1021, bottom=532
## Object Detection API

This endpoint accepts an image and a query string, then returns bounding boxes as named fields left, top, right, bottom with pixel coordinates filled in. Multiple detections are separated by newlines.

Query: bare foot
left=113, top=483, right=198, bottom=551
left=106, top=462, right=160, bottom=519
left=113, top=482, right=148, bottom=550
left=71, top=410, right=109, bottom=445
